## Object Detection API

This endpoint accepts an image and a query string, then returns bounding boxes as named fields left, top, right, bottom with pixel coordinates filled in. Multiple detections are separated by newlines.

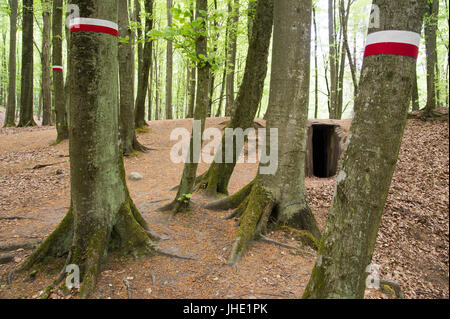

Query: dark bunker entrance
left=310, top=124, right=340, bottom=178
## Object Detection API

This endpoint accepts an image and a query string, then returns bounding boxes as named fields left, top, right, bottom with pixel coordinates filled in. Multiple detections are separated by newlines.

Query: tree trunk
left=422, top=0, right=439, bottom=117
left=303, top=0, right=427, bottom=299
left=159, top=0, right=210, bottom=216
left=134, top=0, right=153, bottom=128
left=313, top=6, right=319, bottom=119
left=412, top=66, right=420, bottom=110
left=186, top=3, right=196, bottom=119
left=41, top=0, right=52, bottom=126
left=119, top=0, right=144, bottom=155
left=341, top=0, right=358, bottom=98
left=327, top=0, right=338, bottom=119
left=52, top=0, right=69, bottom=141
left=154, top=40, right=160, bottom=120
left=225, top=0, right=239, bottom=117
left=206, top=0, right=320, bottom=265
left=4, top=0, right=18, bottom=127
left=19, top=0, right=160, bottom=299
left=165, top=0, right=173, bottom=120
left=148, top=46, right=153, bottom=121
left=194, top=0, right=273, bottom=197
left=18, top=0, right=36, bottom=127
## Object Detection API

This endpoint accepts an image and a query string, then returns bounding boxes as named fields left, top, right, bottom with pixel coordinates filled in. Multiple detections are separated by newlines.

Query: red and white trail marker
left=364, top=30, right=421, bottom=59
left=69, top=18, right=118, bottom=37
left=52, top=65, right=64, bottom=71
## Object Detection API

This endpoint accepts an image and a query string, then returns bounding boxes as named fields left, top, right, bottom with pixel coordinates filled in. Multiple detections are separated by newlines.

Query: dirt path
left=0, top=115, right=448, bottom=299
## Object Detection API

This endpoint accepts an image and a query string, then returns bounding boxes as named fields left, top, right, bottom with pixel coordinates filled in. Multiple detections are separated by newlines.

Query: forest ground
left=0, top=107, right=448, bottom=299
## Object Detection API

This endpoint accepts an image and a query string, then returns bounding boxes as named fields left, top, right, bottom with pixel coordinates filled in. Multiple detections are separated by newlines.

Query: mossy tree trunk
left=159, top=0, right=210, bottom=217
left=303, top=0, right=427, bottom=299
left=52, top=0, right=69, bottom=141
left=194, top=0, right=273, bottom=197
left=206, top=0, right=320, bottom=265
left=4, top=0, right=18, bottom=127
left=18, top=0, right=36, bottom=127
left=134, top=0, right=153, bottom=128
left=18, top=0, right=159, bottom=299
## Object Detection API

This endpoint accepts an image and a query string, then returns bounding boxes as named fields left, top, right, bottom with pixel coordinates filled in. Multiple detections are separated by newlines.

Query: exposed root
left=156, top=246, right=198, bottom=261
left=204, top=179, right=255, bottom=211
left=380, top=279, right=404, bottom=299
left=171, top=172, right=206, bottom=192
left=0, top=254, right=15, bottom=264
left=259, top=236, right=301, bottom=251
left=0, top=216, right=39, bottom=221
left=228, top=185, right=275, bottom=265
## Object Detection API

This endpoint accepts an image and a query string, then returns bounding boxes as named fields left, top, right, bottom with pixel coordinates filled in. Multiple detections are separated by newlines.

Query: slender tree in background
left=159, top=0, right=210, bottom=216
left=225, top=0, right=239, bottom=117
left=341, top=0, right=358, bottom=98
left=4, top=0, right=18, bottom=127
left=53, top=0, right=69, bottom=141
left=18, top=0, right=36, bottom=127
left=422, top=0, right=439, bottom=118
left=17, top=0, right=168, bottom=299
left=206, top=0, right=320, bottom=265
left=303, top=0, right=427, bottom=299
left=327, top=0, right=338, bottom=119
left=313, top=5, right=319, bottom=118
left=148, top=46, right=153, bottom=121
left=135, top=0, right=153, bottom=128
left=186, top=2, right=196, bottom=118
left=119, top=0, right=143, bottom=155
left=165, top=0, right=173, bottom=120
left=412, top=66, right=420, bottom=110
left=194, top=0, right=273, bottom=197
left=41, top=0, right=52, bottom=126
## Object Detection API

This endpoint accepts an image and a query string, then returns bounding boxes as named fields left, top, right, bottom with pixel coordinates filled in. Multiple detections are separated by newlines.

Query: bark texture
left=195, top=0, right=273, bottom=197
left=18, top=0, right=159, bottom=299
left=134, top=0, right=153, bottom=128
left=159, top=0, right=210, bottom=216
left=4, top=0, right=18, bottom=127
left=303, top=0, right=427, bottom=299
left=53, top=0, right=69, bottom=141
left=18, top=0, right=36, bottom=127
left=41, top=0, right=52, bottom=126
left=206, top=0, right=320, bottom=265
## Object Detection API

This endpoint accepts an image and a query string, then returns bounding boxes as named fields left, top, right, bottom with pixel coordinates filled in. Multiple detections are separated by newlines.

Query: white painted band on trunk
left=365, top=30, right=421, bottom=46
left=69, top=17, right=118, bottom=31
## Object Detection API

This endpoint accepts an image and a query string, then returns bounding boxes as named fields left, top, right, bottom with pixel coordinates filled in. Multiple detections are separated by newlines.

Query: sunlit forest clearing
left=0, top=0, right=448, bottom=300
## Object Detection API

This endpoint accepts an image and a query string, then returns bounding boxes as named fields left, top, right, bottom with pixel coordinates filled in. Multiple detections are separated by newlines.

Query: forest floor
left=0, top=107, right=448, bottom=299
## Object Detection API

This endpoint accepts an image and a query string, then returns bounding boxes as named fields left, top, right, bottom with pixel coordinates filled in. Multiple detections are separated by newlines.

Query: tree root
left=0, top=253, right=15, bottom=264
left=224, top=181, right=320, bottom=265
left=0, top=216, right=39, bottom=221
left=380, top=279, right=404, bottom=299
left=204, top=179, right=255, bottom=211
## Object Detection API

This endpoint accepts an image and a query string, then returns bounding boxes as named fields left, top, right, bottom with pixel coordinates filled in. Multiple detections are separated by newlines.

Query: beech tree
left=16, top=0, right=166, bottom=298
left=303, top=0, right=427, bottom=299
left=206, top=0, right=320, bottom=265
left=193, top=0, right=274, bottom=197
left=4, top=0, right=17, bottom=127
left=165, top=0, right=173, bottom=120
left=224, top=0, right=239, bottom=117
left=422, top=0, right=440, bottom=118
left=118, top=0, right=148, bottom=155
left=18, top=0, right=36, bottom=127
left=41, top=0, right=52, bottom=126
left=53, top=0, right=69, bottom=141
left=159, top=0, right=211, bottom=216
left=135, top=0, right=153, bottom=128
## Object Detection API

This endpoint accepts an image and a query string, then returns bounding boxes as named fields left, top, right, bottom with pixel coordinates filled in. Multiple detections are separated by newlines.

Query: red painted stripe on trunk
left=70, top=24, right=118, bottom=37
left=364, top=42, right=419, bottom=59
